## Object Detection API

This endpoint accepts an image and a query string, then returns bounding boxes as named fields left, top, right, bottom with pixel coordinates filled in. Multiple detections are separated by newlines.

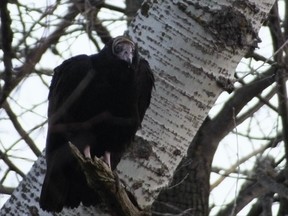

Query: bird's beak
left=112, top=37, right=135, bottom=64
left=120, top=44, right=133, bottom=64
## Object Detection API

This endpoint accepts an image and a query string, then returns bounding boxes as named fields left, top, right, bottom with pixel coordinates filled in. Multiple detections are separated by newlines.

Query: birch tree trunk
left=0, top=0, right=275, bottom=215
left=121, top=0, right=275, bottom=209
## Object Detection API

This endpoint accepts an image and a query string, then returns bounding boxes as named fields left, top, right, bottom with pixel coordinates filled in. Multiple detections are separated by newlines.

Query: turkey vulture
left=40, top=36, right=154, bottom=212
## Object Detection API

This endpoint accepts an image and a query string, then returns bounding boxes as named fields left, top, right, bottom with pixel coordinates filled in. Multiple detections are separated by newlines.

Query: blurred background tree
left=1, top=0, right=286, bottom=215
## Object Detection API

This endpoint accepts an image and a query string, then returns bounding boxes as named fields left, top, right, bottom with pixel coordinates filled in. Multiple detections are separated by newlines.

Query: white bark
left=1, top=0, right=275, bottom=215
left=119, top=0, right=275, bottom=207
left=0, top=154, right=110, bottom=216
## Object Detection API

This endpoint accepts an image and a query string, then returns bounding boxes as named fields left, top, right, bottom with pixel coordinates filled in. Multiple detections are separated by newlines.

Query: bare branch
left=217, top=157, right=280, bottom=216
left=73, top=0, right=112, bottom=44
left=268, top=3, right=288, bottom=163
left=3, top=102, right=41, bottom=157
left=218, top=154, right=288, bottom=216
left=245, top=52, right=275, bottom=65
left=0, top=185, right=14, bottom=195
left=210, top=143, right=270, bottom=190
left=260, top=193, right=274, bottom=216
left=0, top=4, right=80, bottom=107
left=103, top=3, right=125, bottom=14
left=0, top=0, right=13, bottom=104
left=257, top=164, right=288, bottom=199
left=208, top=66, right=276, bottom=148
left=69, top=143, right=149, bottom=216
left=0, top=149, right=25, bottom=178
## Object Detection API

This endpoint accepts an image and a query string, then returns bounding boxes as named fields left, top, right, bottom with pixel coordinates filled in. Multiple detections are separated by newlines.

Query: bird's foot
left=103, top=151, right=111, bottom=168
left=83, top=145, right=92, bottom=158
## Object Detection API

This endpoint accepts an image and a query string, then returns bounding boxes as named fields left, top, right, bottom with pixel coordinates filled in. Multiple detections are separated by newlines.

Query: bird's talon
left=83, top=145, right=91, bottom=158
left=103, top=151, right=111, bottom=168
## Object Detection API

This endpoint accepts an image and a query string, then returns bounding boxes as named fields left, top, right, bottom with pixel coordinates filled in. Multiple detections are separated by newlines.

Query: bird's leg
left=83, top=145, right=92, bottom=158
left=103, top=151, right=111, bottom=168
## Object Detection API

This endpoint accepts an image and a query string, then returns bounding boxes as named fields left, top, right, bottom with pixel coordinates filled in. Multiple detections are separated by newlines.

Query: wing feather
left=48, top=55, right=94, bottom=121
left=40, top=54, right=99, bottom=211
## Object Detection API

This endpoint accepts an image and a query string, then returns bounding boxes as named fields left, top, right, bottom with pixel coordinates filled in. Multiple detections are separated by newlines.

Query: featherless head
left=112, top=36, right=135, bottom=64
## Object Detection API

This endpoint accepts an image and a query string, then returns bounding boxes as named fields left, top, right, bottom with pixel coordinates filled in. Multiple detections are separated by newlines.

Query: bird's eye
left=114, top=44, right=122, bottom=53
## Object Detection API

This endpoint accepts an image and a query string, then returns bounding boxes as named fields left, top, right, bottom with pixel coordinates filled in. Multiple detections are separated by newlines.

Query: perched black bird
left=40, top=36, right=154, bottom=212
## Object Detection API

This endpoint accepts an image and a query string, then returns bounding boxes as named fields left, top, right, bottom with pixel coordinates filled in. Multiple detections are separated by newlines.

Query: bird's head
left=111, top=36, right=136, bottom=64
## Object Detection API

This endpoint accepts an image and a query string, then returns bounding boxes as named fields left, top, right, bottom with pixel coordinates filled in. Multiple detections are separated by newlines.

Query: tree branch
left=210, top=143, right=270, bottom=190
left=0, top=4, right=80, bottom=107
left=268, top=2, right=288, bottom=162
left=3, top=102, right=41, bottom=157
left=236, top=86, right=277, bottom=124
left=0, top=0, right=13, bottom=105
left=69, top=143, right=149, bottom=216
left=73, top=0, right=112, bottom=44
left=0, top=185, right=14, bottom=195
left=0, top=150, right=25, bottom=178
left=245, top=51, right=275, bottom=65
left=209, top=66, right=276, bottom=149
left=217, top=157, right=288, bottom=216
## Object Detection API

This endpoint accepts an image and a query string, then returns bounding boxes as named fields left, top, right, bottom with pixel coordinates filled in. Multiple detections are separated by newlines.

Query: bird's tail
left=40, top=142, right=100, bottom=212
left=39, top=145, right=73, bottom=212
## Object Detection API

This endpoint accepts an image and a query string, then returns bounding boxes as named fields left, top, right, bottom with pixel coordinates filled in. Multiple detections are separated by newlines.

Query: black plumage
left=40, top=36, right=154, bottom=212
